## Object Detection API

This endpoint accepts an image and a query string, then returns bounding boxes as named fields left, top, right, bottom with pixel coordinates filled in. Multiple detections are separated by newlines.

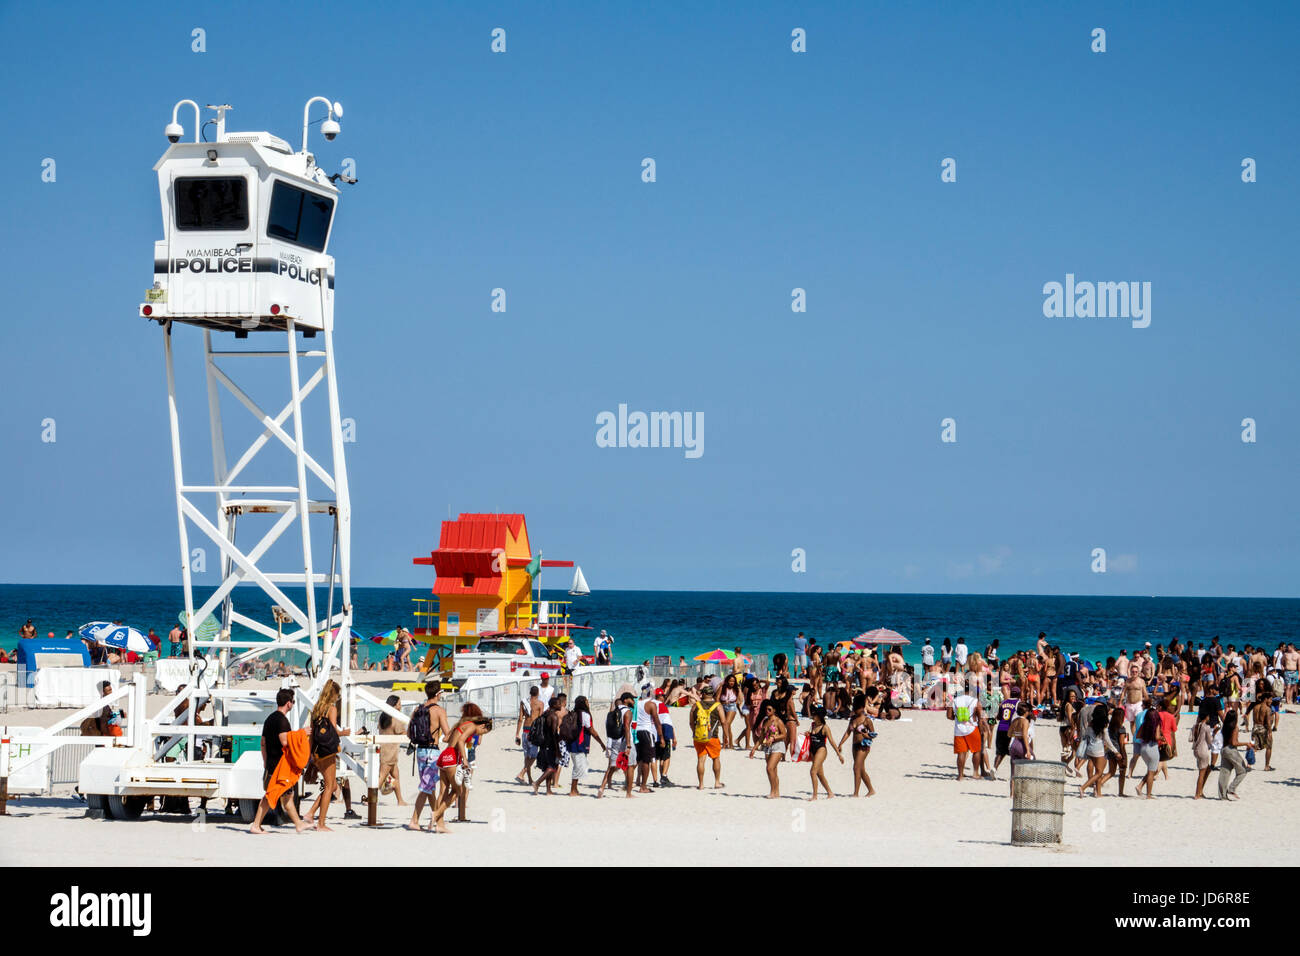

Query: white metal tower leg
left=203, top=330, right=233, bottom=638
left=164, top=325, right=199, bottom=759
left=286, top=322, right=320, bottom=672
left=321, top=284, right=352, bottom=709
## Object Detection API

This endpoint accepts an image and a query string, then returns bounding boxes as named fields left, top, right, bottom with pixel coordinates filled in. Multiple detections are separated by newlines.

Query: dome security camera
left=165, top=121, right=184, bottom=144
left=321, top=118, right=340, bottom=141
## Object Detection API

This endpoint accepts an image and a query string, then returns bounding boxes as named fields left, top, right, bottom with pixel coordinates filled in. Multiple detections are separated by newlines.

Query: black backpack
left=528, top=714, right=549, bottom=747
left=407, top=704, right=434, bottom=747
left=560, top=710, right=582, bottom=744
left=605, top=706, right=623, bottom=739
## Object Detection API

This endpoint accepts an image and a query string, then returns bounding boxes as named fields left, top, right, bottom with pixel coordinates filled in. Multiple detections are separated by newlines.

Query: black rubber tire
left=85, top=793, right=108, bottom=813
left=238, top=798, right=259, bottom=823
left=107, top=794, right=146, bottom=820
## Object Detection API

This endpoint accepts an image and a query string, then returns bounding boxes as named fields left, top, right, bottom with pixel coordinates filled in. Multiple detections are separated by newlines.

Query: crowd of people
left=31, top=618, right=1288, bottom=831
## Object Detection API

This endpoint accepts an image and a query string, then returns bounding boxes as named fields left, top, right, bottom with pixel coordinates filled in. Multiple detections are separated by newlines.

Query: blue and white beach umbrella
left=77, top=621, right=114, bottom=642
left=87, top=623, right=153, bottom=655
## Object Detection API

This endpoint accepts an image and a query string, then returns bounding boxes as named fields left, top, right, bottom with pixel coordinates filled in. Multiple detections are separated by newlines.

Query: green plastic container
left=231, top=735, right=261, bottom=762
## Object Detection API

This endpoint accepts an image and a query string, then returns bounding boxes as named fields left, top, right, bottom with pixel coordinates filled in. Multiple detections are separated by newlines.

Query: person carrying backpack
left=562, top=695, right=607, bottom=795
left=406, top=682, right=451, bottom=832
left=514, top=686, right=544, bottom=786
left=597, top=691, right=636, bottom=799
left=690, top=684, right=724, bottom=789
left=531, top=697, right=564, bottom=796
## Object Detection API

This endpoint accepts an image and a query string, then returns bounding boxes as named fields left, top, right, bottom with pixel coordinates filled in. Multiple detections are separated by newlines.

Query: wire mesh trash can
left=1010, top=759, right=1065, bottom=846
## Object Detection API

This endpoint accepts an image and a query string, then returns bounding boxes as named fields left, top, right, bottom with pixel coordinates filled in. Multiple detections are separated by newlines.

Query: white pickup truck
left=453, top=637, right=562, bottom=680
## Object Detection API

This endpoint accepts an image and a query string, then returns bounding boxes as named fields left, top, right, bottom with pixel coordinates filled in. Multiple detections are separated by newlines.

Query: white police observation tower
left=142, top=98, right=354, bottom=700
left=67, top=100, right=412, bottom=823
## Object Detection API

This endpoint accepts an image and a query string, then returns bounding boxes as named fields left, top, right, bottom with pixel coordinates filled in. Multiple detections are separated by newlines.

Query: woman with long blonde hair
left=306, top=680, right=350, bottom=830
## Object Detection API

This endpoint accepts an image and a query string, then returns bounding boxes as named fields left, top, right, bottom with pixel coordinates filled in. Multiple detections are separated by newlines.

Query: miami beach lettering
left=49, top=886, right=152, bottom=936
left=1042, top=274, right=1151, bottom=329
left=596, top=404, right=704, bottom=459
left=278, top=251, right=321, bottom=285
left=173, top=247, right=251, bottom=274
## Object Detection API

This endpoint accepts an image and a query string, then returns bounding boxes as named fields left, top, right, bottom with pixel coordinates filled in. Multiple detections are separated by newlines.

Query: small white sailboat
left=569, top=565, right=590, bottom=596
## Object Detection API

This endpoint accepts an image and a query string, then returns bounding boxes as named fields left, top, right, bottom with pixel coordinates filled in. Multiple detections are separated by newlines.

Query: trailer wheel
left=238, top=798, right=260, bottom=824
left=85, top=793, right=108, bottom=813
left=107, top=795, right=146, bottom=820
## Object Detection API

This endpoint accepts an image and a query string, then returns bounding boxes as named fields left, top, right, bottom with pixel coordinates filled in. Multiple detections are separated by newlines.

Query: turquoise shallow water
left=2, top=584, right=1297, bottom=668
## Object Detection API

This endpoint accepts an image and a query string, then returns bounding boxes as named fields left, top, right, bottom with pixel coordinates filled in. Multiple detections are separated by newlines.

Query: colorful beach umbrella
left=320, top=626, right=368, bottom=645
left=855, top=628, right=910, bottom=646
left=370, top=628, right=425, bottom=645
left=179, top=610, right=220, bottom=642
left=693, top=648, right=752, bottom=664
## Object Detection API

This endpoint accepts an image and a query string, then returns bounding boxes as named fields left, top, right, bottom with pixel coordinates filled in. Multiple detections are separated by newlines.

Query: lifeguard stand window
left=174, top=177, right=249, bottom=231
left=267, top=181, right=335, bottom=252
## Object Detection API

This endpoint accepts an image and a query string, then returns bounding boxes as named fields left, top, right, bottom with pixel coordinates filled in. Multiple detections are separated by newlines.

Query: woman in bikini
left=717, top=673, right=741, bottom=750
left=1077, top=703, right=1119, bottom=797
left=748, top=700, right=785, bottom=799
left=805, top=703, right=843, bottom=800
left=1044, top=649, right=1061, bottom=707
left=305, top=680, right=351, bottom=831
left=839, top=693, right=877, bottom=797
left=739, top=676, right=765, bottom=752
left=1058, top=688, right=1081, bottom=777
left=1097, top=704, right=1129, bottom=796
left=1024, top=653, right=1040, bottom=707
left=428, top=707, right=493, bottom=832
left=1005, top=701, right=1032, bottom=796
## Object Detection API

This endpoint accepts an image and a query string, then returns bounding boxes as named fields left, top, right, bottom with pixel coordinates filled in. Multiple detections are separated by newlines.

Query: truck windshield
left=475, top=640, right=526, bottom=655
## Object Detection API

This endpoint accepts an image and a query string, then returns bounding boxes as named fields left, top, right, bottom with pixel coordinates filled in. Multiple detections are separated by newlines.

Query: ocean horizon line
left=3, top=581, right=1299, bottom=603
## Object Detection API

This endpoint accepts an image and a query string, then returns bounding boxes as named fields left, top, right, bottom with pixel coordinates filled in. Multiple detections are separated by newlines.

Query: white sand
left=2, top=684, right=1296, bottom=866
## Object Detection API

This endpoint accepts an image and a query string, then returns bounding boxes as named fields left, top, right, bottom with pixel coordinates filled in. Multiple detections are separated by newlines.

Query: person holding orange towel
left=250, top=689, right=310, bottom=834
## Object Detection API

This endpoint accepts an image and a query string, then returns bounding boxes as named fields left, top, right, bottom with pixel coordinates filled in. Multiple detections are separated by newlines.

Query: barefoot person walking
left=689, top=685, right=724, bottom=789
left=838, top=693, right=877, bottom=797
left=249, top=689, right=309, bottom=834
left=806, top=704, right=844, bottom=799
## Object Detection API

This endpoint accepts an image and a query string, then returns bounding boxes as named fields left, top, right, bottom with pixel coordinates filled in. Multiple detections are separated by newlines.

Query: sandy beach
left=2, top=676, right=1296, bottom=867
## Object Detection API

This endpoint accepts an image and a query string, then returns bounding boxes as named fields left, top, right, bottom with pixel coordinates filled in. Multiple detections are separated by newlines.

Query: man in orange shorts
left=690, top=686, right=725, bottom=789
left=948, top=688, right=993, bottom=781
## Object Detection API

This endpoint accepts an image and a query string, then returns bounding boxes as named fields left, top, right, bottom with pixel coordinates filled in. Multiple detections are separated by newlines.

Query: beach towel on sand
left=265, top=728, right=310, bottom=807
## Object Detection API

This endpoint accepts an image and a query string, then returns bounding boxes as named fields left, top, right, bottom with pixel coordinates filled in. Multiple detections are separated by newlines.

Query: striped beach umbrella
left=370, top=628, right=424, bottom=645
left=179, top=610, right=220, bottom=642
left=855, top=628, right=910, bottom=646
left=693, top=648, right=752, bottom=664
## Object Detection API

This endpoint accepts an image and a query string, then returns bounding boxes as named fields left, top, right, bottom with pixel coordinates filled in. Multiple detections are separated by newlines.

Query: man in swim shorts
left=948, top=690, right=992, bottom=781
left=1282, top=644, right=1299, bottom=704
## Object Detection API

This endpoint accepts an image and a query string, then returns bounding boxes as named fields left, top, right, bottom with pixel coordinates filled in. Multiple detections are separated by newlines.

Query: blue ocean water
left=2, top=584, right=1297, bottom=667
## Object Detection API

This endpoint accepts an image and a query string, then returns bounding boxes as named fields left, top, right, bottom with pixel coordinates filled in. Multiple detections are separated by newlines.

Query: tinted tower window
left=175, top=177, right=249, bottom=231
left=266, top=182, right=335, bottom=252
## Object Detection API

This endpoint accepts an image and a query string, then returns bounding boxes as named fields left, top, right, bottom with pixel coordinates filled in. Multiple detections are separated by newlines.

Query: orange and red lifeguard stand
left=411, top=513, right=580, bottom=672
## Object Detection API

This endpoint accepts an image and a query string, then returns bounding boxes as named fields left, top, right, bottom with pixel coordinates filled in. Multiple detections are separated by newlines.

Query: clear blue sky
left=1, top=1, right=1297, bottom=597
